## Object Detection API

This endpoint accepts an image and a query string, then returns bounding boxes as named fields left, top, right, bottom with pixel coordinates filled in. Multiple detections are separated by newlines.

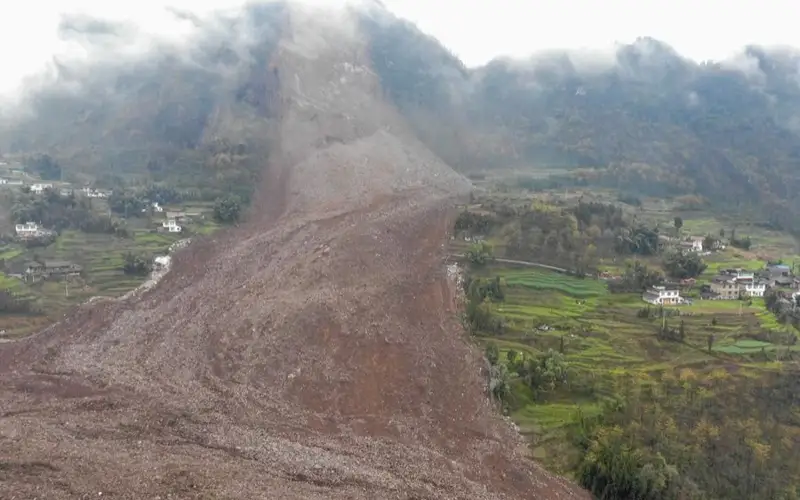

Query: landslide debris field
left=0, top=6, right=587, bottom=499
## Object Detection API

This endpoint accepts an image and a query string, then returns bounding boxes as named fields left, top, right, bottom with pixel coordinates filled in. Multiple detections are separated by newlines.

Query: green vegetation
left=662, top=250, right=707, bottom=279
left=122, top=252, right=152, bottom=276
left=465, top=241, right=493, bottom=266
left=363, top=14, right=800, bottom=234
left=24, top=153, right=62, bottom=180
left=11, top=189, right=124, bottom=235
left=461, top=188, right=800, bottom=499
left=212, top=195, right=243, bottom=224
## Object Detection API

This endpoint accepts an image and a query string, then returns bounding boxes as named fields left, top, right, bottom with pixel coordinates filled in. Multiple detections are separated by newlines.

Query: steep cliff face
left=0, top=4, right=588, bottom=499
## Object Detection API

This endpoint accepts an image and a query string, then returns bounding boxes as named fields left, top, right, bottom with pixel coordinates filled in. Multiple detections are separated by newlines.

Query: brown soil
left=0, top=5, right=589, bottom=499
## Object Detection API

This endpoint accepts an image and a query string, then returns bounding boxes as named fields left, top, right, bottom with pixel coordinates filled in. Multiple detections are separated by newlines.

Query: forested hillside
left=7, top=3, right=800, bottom=229
left=360, top=8, right=800, bottom=232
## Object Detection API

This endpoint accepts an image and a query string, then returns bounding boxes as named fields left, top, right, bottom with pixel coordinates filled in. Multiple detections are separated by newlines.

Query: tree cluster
left=662, top=250, right=707, bottom=279
left=464, top=241, right=493, bottom=266
left=609, top=261, right=664, bottom=293
left=122, top=252, right=151, bottom=276
left=24, top=153, right=62, bottom=180
left=213, top=195, right=242, bottom=224
left=571, top=371, right=800, bottom=499
left=11, top=189, right=124, bottom=236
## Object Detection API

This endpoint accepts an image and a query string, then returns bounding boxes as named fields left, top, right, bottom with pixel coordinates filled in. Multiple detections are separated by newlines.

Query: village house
left=152, top=202, right=164, bottom=213
left=165, top=211, right=188, bottom=222
left=707, top=269, right=767, bottom=299
left=14, top=221, right=42, bottom=238
left=642, top=285, right=683, bottom=305
left=736, top=276, right=767, bottom=297
left=30, top=183, right=54, bottom=194
left=763, top=263, right=794, bottom=287
left=161, top=219, right=182, bottom=233
left=709, top=274, right=739, bottom=300
left=25, top=260, right=82, bottom=279
left=679, top=237, right=704, bottom=253
left=82, top=187, right=110, bottom=198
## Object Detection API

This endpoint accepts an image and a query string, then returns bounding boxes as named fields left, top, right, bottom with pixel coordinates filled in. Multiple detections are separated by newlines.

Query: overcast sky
left=0, top=0, right=795, bottom=94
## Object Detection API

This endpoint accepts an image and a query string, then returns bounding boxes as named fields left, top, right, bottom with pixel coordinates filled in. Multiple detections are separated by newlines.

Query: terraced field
left=469, top=263, right=797, bottom=472
left=0, top=230, right=183, bottom=336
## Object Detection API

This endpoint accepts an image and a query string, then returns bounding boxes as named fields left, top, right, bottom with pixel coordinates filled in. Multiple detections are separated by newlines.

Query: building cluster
left=6, top=259, right=83, bottom=282
left=704, top=269, right=767, bottom=300
left=13, top=222, right=54, bottom=240
left=642, top=264, right=798, bottom=305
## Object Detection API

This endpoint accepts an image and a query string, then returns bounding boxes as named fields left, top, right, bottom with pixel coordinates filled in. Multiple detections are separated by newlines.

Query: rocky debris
left=0, top=4, right=588, bottom=499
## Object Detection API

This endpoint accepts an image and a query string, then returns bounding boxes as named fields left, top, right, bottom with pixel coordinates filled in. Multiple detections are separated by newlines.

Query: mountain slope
left=359, top=13, right=800, bottom=230
left=8, top=4, right=800, bottom=230
left=0, top=4, right=588, bottom=499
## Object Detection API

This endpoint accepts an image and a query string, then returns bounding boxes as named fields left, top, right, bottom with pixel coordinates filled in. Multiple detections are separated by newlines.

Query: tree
left=122, top=252, right=151, bottom=276
left=673, top=216, right=683, bottom=235
left=730, top=234, right=752, bottom=250
left=25, top=153, right=62, bottom=180
left=506, top=349, right=518, bottom=365
left=703, top=235, right=718, bottom=251
left=663, top=250, right=707, bottom=279
left=465, top=241, right=493, bottom=266
left=213, top=195, right=242, bottom=224
left=488, top=363, right=511, bottom=403
left=109, top=191, right=147, bottom=217
left=485, top=342, right=500, bottom=365
left=522, top=349, right=568, bottom=394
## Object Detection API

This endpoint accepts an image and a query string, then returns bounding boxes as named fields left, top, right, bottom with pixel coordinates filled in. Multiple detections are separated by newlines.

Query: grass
left=469, top=261, right=798, bottom=473
left=0, top=229, right=183, bottom=335
left=498, top=268, right=607, bottom=299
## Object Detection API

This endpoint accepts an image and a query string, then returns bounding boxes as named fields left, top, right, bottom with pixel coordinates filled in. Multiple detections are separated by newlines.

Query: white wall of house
left=15, top=222, right=39, bottom=234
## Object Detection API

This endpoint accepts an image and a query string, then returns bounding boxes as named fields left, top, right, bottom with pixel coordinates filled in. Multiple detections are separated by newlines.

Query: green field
left=0, top=229, right=184, bottom=336
left=468, top=263, right=797, bottom=472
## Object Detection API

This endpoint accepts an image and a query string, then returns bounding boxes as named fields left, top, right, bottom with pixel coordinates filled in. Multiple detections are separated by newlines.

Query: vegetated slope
left=359, top=10, right=800, bottom=230
left=0, top=4, right=588, bottom=499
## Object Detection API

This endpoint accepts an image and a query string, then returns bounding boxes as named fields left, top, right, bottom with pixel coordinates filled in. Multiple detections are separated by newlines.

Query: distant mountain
left=5, top=2, right=800, bottom=229
left=359, top=9, right=800, bottom=231
left=0, top=3, right=287, bottom=200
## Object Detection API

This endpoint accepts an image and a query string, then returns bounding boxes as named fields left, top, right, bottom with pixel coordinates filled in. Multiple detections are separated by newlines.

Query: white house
left=30, top=183, right=53, bottom=194
left=162, top=219, right=182, bottom=233
left=738, top=278, right=767, bottom=297
left=679, top=237, right=704, bottom=253
left=82, top=187, right=110, bottom=198
left=642, top=285, right=683, bottom=305
left=0, top=178, right=7, bottom=185
left=152, top=202, right=164, bottom=213
left=15, top=221, right=40, bottom=237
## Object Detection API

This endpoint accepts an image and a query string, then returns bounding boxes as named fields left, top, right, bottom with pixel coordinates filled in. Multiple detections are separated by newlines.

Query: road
left=448, top=254, right=569, bottom=273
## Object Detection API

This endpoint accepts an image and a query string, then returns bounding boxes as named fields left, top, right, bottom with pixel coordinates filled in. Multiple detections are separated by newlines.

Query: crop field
left=468, top=263, right=798, bottom=471
left=0, top=229, right=183, bottom=336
